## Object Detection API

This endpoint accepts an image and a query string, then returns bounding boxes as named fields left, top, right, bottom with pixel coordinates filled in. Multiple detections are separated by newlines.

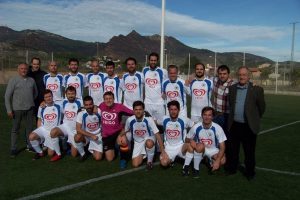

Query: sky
left=0, top=0, right=299, bottom=62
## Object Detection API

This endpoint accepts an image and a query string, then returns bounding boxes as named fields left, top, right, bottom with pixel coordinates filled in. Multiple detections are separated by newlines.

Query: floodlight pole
left=160, top=0, right=166, bottom=68
left=275, top=60, right=278, bottom=94
left=290, top=22, right=299, bottom=83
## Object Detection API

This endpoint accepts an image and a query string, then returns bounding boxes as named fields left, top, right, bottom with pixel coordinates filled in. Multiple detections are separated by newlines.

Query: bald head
left=18, top=63, right=28, bottom=77
left=48, top=61, right=57, bottom=74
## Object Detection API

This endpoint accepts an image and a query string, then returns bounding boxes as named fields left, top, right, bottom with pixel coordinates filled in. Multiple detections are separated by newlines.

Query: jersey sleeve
left=121, top=104, right=134, bottom=116
left=124, top=117, right=131, bottom=133
left=185, top=118, right=195, bottom=129
left=216, top=125, right=227, bottom=143
left=186, top=125, right=196, bottom=139
left=83, top=74, right=88, bottom=87
left=76, top=111, right=84, bottom=124
left=37, top=107, right=42, bottom=119
left=148, top=117, right=159, bottom=135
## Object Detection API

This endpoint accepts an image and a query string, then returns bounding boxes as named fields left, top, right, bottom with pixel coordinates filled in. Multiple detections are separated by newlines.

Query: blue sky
left=0, top=0, right=299, bottom=62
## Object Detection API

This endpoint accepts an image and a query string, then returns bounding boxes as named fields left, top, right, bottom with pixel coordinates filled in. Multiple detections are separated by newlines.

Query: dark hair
left=66, top=86, right=76, bottom=93
left=90, top=58, right=99, bottom=63
left=195, top=63, right=205, bottom=70
left=68, top=58, right=79, bottom=65
left=103, top=91, right=114, bottom=99
left=106, top=61, right=115, bottom=67
left=83, top=95, right=94, bottom=103
left=133, top=101, right=145, bottom=109
left=125, top=57, right=137, bottom=65
left=217, top=65, right=230, bottom=74
left=149, top=52, right=159, bottom=60
left=44, top=89, right=53, bottom=96
left=167, top=65, right=178, bottom=72
left=167, top=100, right=180, bottom=110
left=201, top=106, right=215, bottom=116
left=31, top=57, right=41, bottom=64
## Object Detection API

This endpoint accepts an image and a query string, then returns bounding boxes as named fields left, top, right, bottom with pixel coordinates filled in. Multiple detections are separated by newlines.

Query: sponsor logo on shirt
left=104, top=85, right=115, bottom=92
left=65, top=111, right=76, bottom=119
left=90, top=82, right=101, bottom=89
left=146, top=78, right=158, bottom=88
left=87, top=122, right=99, bottom=131
left=68, top=83, right=80, bottom=89
left=166, top=129, right=180, bottom=139
left=193, top=89, right=206, bottom=97
left=166, top=91, right=179, bottom=98
left=47, top=84, right=58, bottom=91
left=102, top=111, right=117, bottom=124
left=125, top=83, right=137, bottom=91
left=135, top=130, right=146, bottom=137
left=200, top=138, right=213, bottom=146
left=44, top=113, right=57, bottom=121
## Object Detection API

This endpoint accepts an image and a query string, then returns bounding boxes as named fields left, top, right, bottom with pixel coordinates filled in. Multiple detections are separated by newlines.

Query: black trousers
left=227, top=121, right=257, bottom=176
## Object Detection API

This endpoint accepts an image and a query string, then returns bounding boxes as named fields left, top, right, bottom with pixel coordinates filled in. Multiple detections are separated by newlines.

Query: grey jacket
left=228, top=82, right=266, bottom=134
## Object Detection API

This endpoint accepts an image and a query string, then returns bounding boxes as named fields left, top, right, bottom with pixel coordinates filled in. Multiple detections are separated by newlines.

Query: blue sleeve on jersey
left=195, top=125, right=203, bottom=142
left=156, top=68, right=164, bottom=91
left=162, top=80, right=170, bottom=93
left=135, top=73, right=142, bottom=98
left=129, top=118, right=136, bottom=136
left=82, top=113, right=88, bottom=130
left=143, top=118, right=153, bottom=136
left=143, top=67, right=149, bottom=77
left=211, top=126, right=219, bottom=148
left=177, top=81, right=185, bottom=106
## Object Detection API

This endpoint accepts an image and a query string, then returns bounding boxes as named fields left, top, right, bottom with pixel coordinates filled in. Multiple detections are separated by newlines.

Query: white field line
left=16, top=121, right=300, bottom=200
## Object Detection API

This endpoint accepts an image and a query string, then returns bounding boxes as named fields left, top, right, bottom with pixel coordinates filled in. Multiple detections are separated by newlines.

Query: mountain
left=0, top=26, right=274, bottom=69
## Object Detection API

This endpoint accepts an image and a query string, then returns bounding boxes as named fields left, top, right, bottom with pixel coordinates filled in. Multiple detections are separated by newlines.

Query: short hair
left=201, top=106, right=215, bottom=116
left=65, top=86, right=76, bottom=93
left=44, top=89, right=53, bottom=96
left=106, top=61, right=115, bottom=67
left=149, top=52, right=159, bottom=60
left=68, top=58, right=79, bottom=65
left=167, top=65, right=178, bottom=72
left=125, top=57, right=137, bottom=65
left=133, top=101, right=145, bottom=109
left=217, top=65, right=230, bottom=74
left=90, top=58, right=99, bottom=63
left=195, top=63, right=205, bottom=70
left=83, top=95, right=93, bottom=103
left=167, top=100, right=180, bottom=110
left=103, top=91, right=114, bottom=99
left=31, top=57, right=41, bottom=64
left=18, top=63, right=28, bottom=68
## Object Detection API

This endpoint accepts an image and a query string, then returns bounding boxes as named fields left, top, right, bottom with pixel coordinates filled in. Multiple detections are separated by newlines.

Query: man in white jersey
left=162, top=65, right=188, bottom=119
left=142, top=52, right=167, bottom=122
left=158, top=100, right=194, bottom=168
left=122, top=57, right=144, bottom=109
left=63, top=58, right=87, bottom=104
left=118, top=101, right=164, bottom=169
left=185, top=63, right=213, bottom=123
left=49, top=86, right=82, bottom=161
left=103, top=61, right=123, bottom=103
left=29, top=90, right=62, bottom=160
left=43, top=61, right=64, bottom=105
left=75, top=96, right=103, bottom=161
left=185, top=106, right=226, bottom=175
left=86, top=59, right=107, bottom=106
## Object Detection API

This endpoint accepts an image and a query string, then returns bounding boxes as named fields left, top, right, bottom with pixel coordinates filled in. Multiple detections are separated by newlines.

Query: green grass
left=0, top=84, right=300, bottom=200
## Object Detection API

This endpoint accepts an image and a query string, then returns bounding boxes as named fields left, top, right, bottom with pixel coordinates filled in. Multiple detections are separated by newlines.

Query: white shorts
left=145, top=103, right=165, bottom=122
left=57, top=124, right=76, bottom=146
left=204, top=147, right=219, bottom=160
left=33, top=126, right=53, bottom=150
left=132, top=136, right=156, bottom=159
left=163, top=143, right=185, bottom=161
left=191, top=115, right=202, bottom=123
left=85, top=134, right=103, bottom=154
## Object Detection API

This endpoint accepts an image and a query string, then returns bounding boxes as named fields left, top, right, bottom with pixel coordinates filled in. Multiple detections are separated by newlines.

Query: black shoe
left=192, top=168, right=200, bottom=178
left=10, top=149, right=18, bottom=158
left=32, top=152, right=44, bottom=160
left=182, top=165, right=189, bottom=177
left=78, top=154, right=88, bottom=162
left=26, top=147, right=35, bottom=153
left=146, top=162, right=153, bottom=170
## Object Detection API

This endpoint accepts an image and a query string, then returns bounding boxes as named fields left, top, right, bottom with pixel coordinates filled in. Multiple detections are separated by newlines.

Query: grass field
left=0, top=84, right=300, bottom=200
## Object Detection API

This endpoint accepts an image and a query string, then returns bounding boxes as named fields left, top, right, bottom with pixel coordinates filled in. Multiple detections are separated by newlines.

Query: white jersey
left=160, top=116, right=194, bottom=146
left=187, top=122, right=226, bottom=149
left=37, top=104, right=62, bottom=131
left=103, top=75, right=123, bottom=103
left=76, top=109, right=101, bottom=135
left=62, top=99, right=81, bottom=130
left=43, top=73, right=64, bottom=102
left=143, top=66, right=167, bottom=105
left=162, top=78, right=188, bottom=113
left=86, top=72, right=107, bottom=106
left=122, top=71, right=144, bottom=109
left=188, top=78, right=213, bottom=117
left=125, top=115, right=159, bottom=143
left=63, top=72, right=87, bottom=100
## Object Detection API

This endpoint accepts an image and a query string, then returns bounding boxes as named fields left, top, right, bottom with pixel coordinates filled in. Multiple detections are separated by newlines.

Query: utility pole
left=290, top=22, right=299, bottom=84
left=243, top=52, right=246, bottom=66
left=160, top=0, right=166, bottom=68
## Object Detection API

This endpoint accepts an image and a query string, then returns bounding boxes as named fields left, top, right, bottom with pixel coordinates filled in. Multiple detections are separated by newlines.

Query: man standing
left=185, top=63, right=213, bottom=123
left=227, top=66, right=265, bottom=180
left=27, top=57, right=47, bottom=115
left=5, top=63, right=38, bottom=157
left=122, top=57, right=144, bottom=109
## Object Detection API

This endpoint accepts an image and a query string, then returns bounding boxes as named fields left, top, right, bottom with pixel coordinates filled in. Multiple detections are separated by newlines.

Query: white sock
left=184, top=152, right=194, bottom=167
left=52, top=137, right=61, bottom=156
left=146, top=146, right=155, bottom=163
left=30, top=140, right=42, bottom=153
left=193, top=152, right=203, bottom=170
left=76, top=142, right=85, bottom=156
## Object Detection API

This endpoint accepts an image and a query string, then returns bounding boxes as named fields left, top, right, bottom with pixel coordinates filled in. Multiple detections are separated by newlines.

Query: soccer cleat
left=170, top=161, right=175, bottom=168
left=78, top=154, right=88, bottom=162
left=146, top=162, right=153, bottom=170
left=182, top=165, right=189, bottom=177
left=120, top=159, right=127, bottom=170
left=32, top=152, right=44, bottom=160
left=192, top=168, right=200, bottom=178
left=50, top=154, right=62, bottom=162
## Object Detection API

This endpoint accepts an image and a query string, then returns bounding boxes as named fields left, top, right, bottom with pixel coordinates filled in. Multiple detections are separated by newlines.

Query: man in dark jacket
left=227, top=66, right=265, bottom=180
left=27, top=57, right=47, bottom=115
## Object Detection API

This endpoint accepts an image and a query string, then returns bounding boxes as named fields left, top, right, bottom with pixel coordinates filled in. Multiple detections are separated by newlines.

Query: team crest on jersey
left=96, top=77, right=99, bottom=80
left=90, top=82, right=101, bottom=89
left=167, top=91, right=179, bottom=98
left=102, top=111, right=117, bottom=120
left=166, top=129, right=180, bottom=139
left=54, top=79, right=57, bottom=82
left=200, top=138, right=213, bottom=146
left=135, top=130, right=146, bottom=137
left=105, top=85, right=114, bottom=92
left=193, top=89, right=206, bottom=96
left=72, top=105, right=75, bottom=109
left=65, top=111, right=76, bottom=119
left=47, top=84, right=58, bottom=91
left=146, top=78, right=158, bottom=88
left=110, top=81, right=114, bottom=84
left=87, top=122, right=98, bottom=131
left=202, top=83, right=206, bottom=87
left=68, top=83, right=80, bottom=88
left=125, top=83, right=137, bottom=91
left=45, top=113, right=57, bottom=120
left=133, top=77, right=136, bottom=81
